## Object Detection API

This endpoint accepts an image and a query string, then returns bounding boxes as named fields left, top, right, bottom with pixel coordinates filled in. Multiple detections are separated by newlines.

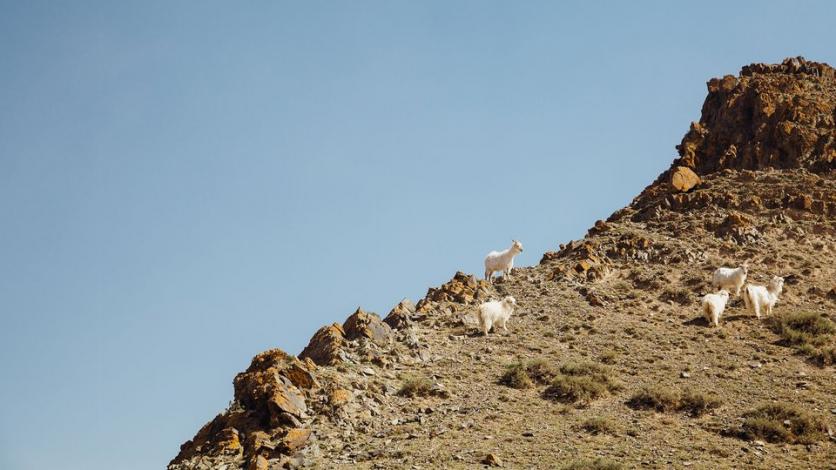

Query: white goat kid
left=712, top=262, right=749, bottom=296
left=701, top=290, right=730, bottom=327
left=484, top=240, right=524, bottom=283
left=478, top=296, right=517, bottom=336
left=743, top=276, right=785, bottom=319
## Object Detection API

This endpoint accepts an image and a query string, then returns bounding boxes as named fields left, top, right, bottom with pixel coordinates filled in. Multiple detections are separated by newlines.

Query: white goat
left=484, top=240, right=524, bottom=283
left=701, top=290, right=730, bottom=327
left=477, top=296, right=516, bottom=336
left=712, top=262, right=749, bottom=296
left=743, top=276, right=785, bottom=319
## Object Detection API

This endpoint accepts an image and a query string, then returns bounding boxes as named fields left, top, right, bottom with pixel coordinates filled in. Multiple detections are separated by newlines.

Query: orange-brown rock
left=417, top=271, right=490, bottom=311
left=384, top=298, right=416, bottom=329
left=676, top=57, right=836, bottom=174
left=247, top=454, right=269, bottom=470
left=669, top=166, right=701, bottom=192
left=299, top=323, right=345, bottom=366
left=328, top=388, right=352, bottom=407
left=279, top=428, right=311, bottom=453
left=343, top=307, right=393, bottom=345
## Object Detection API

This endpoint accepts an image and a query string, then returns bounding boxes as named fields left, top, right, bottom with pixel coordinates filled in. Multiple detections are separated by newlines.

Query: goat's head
left=503, top=296, right=517, bottom=307
left=718, top=290, right=730, bottom=298
left=512, top=240, right=524, bottom=252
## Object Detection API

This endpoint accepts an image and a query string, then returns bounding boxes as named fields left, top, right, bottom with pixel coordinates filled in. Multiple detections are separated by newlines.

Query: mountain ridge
left=170, top=57, right=835, bottom=470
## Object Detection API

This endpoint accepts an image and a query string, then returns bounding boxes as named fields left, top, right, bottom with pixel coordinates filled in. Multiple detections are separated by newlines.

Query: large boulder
left=384, top=298, right=416, bottom=329
left=669, top=166, right=701, bottom=192
left=298, top=323, right=345, bottom=366
left=342, top=308, right=393, bottom=345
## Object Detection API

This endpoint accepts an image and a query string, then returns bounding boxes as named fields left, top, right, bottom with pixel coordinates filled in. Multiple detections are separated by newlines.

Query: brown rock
left=279, top=428, right=311, bottom=453
left=483, top=453, right=503, bottom=467
left=247, top=454, right=269, bottom=470
left=670, top=166, right=702, bottom=192
left=343, top=307, right=393, bottom=345
left=233, top=368, right=308, bottom=419
left=384, top=298, right=416, bottom=329
left=299, top=323, right=345, bottom=366
left=329, top=388, right=352, bottom=407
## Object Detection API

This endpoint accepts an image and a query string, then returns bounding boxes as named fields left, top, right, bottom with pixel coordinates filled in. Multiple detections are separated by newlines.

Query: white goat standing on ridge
left=743, top=276, right=785, bottom=319
left=701, top=290, right=730, bottom=327
left=712, top=262, right=749, bottom=296
left=478, top=296, right=517, bottom=336
left=484, top=240, right=524, bottom=283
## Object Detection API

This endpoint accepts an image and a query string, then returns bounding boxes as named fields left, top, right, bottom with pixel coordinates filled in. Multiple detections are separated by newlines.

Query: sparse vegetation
left=500, top=359, right=558, bottom=389
left=768, top=311, right=835, bottom=365
left=560, top=457, right=623, bottom=470
left=627, top=387, right=720, bottom=416
left=660, top=286, right=693, bottom=305
left=543, top=361, right=621, bottom=405
left=397, top=376, right=433, bottom=398
left=598, top=350, right=618, bottom=364
left=740, top=404, right=827, bottom=444
left=499, top=362, right=532, bottom=389
left=580, top=416, right=618, bottom=435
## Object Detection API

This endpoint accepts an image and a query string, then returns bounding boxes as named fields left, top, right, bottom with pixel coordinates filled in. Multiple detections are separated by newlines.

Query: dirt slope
left=169, top=57, right=836, bottom=470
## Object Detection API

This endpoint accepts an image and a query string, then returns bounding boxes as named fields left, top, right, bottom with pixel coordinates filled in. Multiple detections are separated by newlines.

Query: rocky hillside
left=169, top=57, right=835, bottom=470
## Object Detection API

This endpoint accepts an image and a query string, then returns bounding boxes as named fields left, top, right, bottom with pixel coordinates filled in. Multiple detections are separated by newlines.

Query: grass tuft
left=560, top=458, right=623, bottom=470
left=627, top=387, right=720, bottom=416
left=741, top=403, right=827, bottom=444
left=768, top=312, right=835, bottom=366
left=397, top=376, right=434, bottom=398
left=542, top=361, right=620, bottom=405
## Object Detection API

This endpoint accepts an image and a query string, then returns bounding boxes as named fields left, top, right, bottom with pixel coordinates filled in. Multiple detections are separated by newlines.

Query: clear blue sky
left=1, top=1, right=832, bottom=469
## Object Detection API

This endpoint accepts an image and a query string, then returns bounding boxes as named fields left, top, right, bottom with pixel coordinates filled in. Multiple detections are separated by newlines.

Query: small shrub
left=679, top=389, right=722, bottom=416
left=627, top=387, right=720, bottom=416
left=525, top=359, right=558, bottom=384
left=499, top=363, right=533, bottom=389
left=580, top=416, right=618, bottom=435
left=560, top=458, right=623, bottom=470
left=499, top=359, right=557, bottom=389
left=741, top=403, right=827, bottom=444
left=768, top=312, right=836, bottom=366
left=397, top=376, right=433, bottom=398
left=543, top=361, right=620, bottom=404
left=627, top=387, right=679, bottom=412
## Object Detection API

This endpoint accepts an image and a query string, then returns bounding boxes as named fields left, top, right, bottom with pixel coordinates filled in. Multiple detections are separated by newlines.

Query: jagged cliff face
left=170, top=59, right=835, bottom=470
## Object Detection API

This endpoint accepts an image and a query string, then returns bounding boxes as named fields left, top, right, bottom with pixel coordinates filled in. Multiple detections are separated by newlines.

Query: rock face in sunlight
left=169, top=58, right=836, bottom=470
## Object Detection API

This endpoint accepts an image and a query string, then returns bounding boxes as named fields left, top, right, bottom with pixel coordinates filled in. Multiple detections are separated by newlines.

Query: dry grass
left=768, top=311, right=835, bottom=366
left=659, top=286, right=693, bottom=305
left=627, top=387, right=721, bottom=416
left=560, top=457, right=623, bottom=470
left=499, top=359, right=558, bottom=389
left=580, top=416, right=618, bottom=435
left=397, top=376, right=433, bottom=398
left=542, top=361, right=621, bottom=405
left=740, top=403, right=828, bottom=444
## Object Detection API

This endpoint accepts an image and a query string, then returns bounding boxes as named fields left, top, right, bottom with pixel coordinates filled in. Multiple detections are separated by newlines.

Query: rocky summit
left=169, top=58, right=835, bottom=470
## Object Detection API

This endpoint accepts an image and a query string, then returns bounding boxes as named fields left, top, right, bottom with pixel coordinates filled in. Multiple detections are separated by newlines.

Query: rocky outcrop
left=415, top=271, right=491, bottom=312
left=170, top=349, right=318, bottom=470
left=342, top=308, right=393, bottom=345
left=383, top=298, right=416, bottom=329
left=677, top=57, right=835, bottom=175
left=299, top=323, right=345, bottom=366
